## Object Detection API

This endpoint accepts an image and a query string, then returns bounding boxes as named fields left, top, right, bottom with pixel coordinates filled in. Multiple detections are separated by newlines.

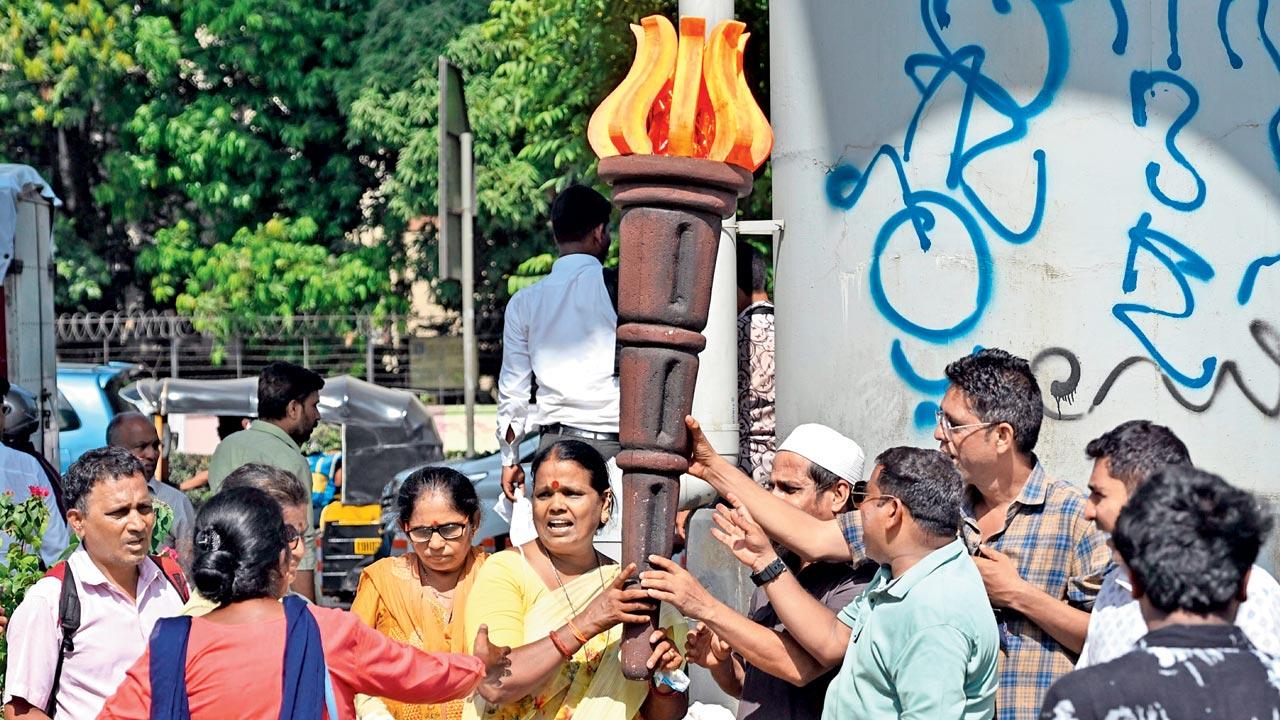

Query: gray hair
left=221, top=463, right=309, bottom=508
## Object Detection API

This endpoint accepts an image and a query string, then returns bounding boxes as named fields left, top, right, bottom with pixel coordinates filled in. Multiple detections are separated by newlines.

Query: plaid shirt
left=838, top=461, right=1110, bottom=720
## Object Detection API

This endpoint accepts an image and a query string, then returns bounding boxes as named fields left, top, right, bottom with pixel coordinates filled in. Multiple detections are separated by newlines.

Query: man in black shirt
left=1039, top=465, right=1280, bottom=720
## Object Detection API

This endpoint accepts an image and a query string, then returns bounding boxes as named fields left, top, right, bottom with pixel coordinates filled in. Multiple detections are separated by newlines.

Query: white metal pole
left=679, top=0, right=739, bottom=508
left=461, top=132, right=477, bottom=457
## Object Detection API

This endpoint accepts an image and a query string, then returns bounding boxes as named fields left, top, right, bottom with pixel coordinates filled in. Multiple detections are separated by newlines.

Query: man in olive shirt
left=208, top=361, right=323, bottom=599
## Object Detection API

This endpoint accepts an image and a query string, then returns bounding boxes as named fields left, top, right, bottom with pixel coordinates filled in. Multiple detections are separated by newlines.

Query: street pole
left=678, top=0, right=738, bottom=508
left=461, top=131, right=477, bottom=457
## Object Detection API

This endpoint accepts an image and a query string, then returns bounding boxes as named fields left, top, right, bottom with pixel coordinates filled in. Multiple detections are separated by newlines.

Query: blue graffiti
left=871, top=192, right=994, bottom=343
left=1167, top=0, right=1182, bottom=69
left=1219, top=0, right=1243, bottom=68
left=891, top=340, right=953, bottom=394
left=1113, top=213, right=1218, bottom=388
left=1110, top=0, right=1130, bottom=54
left=1239, top=254, right=1280, bottom=304
left=1130, top=71, right=1206, bottom=212
left=1221, top=0, right=1280, bottom=71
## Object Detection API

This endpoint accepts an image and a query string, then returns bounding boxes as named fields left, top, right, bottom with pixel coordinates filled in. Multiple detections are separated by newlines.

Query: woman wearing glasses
left=463, top=439, right=688, bottom=720
left=352, top=466, right=489, bottom=720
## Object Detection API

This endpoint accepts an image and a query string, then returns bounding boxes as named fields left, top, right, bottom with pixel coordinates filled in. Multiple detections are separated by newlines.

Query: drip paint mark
left=1111, top=0, right=1130, bottom=54
left=1167, top=0, right=1182, bottom=69
left=1032, top=347, right=1083, bottom=418
left=1219, top=0, right=1244, bottom=68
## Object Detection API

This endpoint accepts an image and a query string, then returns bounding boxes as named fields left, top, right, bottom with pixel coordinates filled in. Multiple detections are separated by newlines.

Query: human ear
left=829, top=482, right=851, bottom=513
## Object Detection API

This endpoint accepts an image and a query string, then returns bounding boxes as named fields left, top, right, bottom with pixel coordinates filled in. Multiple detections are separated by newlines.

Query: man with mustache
left=3, top=448, right=186, bottom=719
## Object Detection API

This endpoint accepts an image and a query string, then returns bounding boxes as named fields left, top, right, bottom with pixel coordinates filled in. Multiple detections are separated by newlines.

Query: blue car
left=56, top=362, right=140, bottom=473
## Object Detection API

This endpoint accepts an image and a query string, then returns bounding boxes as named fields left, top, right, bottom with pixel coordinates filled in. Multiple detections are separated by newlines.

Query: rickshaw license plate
left=353, top=538, right=380, bottom=555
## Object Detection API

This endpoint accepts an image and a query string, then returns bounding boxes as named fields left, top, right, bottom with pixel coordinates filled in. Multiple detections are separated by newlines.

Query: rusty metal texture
left=599, top=154, right=753, bottom=680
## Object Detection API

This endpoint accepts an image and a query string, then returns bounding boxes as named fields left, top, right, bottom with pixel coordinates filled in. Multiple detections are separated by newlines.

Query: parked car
left=379, top=434, right=542, bottom=557
left=56, top=362, right=141, bottom=473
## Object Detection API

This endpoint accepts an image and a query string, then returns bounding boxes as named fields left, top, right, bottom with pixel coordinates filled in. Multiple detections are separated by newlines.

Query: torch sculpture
left=587, top=14, right=772, bottom=679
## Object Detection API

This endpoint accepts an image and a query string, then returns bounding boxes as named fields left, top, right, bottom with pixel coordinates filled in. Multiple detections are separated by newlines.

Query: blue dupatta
left=149, top=595, right=338, bottom=719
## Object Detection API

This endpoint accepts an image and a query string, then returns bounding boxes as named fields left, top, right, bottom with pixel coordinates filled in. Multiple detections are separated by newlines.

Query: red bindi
left=551, top=480, right=561, bottom=490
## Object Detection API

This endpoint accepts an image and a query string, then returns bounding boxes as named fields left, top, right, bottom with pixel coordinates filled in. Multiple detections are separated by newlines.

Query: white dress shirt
left=0, top=443, right=69, bottom=566
left=496, top=253, right=619, bottom=465
left=1077, top=562, right=1280, bottom=667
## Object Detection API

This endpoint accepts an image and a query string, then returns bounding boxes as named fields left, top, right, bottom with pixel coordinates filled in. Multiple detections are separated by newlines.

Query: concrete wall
left=770, top=2, right=1280, bottom=566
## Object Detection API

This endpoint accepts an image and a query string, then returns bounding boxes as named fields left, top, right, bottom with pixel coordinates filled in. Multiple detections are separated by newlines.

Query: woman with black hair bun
left=99, top=487, right=511, bottom=719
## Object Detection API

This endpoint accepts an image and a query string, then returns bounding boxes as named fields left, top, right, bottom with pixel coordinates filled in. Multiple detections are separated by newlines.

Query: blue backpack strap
left=148, top=616, right=193, bottom=720
left=279, top=595, right=329, bottom=719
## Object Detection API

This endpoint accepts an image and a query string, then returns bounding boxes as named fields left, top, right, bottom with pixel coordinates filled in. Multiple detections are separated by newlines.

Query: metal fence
left=54, top=311, right=501, bottom=400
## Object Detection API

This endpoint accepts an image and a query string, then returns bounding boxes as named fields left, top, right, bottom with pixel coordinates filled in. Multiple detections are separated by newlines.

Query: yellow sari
left=352, top=548, right=488, bottom=720
left=463, top=550, right=686, bottom=720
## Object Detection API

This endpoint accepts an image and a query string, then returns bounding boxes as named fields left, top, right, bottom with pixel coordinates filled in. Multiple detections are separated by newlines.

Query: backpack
left=40, top=554, right=190, bottom=717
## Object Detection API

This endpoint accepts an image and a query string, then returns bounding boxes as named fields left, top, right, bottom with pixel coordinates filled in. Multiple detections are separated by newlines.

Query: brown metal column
left=600, top=154, right=752, bottom=679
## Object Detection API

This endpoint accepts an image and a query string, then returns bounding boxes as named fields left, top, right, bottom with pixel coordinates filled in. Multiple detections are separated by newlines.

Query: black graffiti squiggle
left=1041, top=319, right=1280, bottom=421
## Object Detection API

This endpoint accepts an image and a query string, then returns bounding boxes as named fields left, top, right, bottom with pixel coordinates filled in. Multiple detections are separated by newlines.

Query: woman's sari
left=353, top=547, right=488, bottom=720
left=465, top=555, right=687, bottom=720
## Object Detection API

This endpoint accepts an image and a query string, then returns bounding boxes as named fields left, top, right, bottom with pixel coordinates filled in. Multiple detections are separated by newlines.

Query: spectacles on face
left=935, top=409, right=995, bottom=442
left=406, top=522, right=468, bottom=543
left=283, top=525, right=303, bottom=549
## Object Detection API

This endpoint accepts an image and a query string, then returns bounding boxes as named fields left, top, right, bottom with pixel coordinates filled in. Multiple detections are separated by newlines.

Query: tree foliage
left=0, top=0, right=773, bottom=341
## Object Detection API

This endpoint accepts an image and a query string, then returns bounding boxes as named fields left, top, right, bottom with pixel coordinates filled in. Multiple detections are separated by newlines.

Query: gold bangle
left=566, top=618, right=590, bottom=645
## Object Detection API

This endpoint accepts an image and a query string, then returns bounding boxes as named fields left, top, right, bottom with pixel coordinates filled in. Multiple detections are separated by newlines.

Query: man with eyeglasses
left=684, top=348, right=1109, bottom=719
left=707, top=447, right=999, bottom=719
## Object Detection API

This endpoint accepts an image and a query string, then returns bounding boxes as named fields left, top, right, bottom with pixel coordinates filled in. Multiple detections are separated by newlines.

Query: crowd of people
left=1, top=185, right=1278, bottom=720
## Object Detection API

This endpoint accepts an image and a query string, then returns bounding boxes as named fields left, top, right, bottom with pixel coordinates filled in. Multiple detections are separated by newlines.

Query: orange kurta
left=98, top=605, right=485, bottom=720
left=350, top=549, right=488, bottom=720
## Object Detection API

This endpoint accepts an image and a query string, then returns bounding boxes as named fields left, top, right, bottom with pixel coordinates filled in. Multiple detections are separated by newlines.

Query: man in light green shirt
left=714, top=446, right=998, bottom=719
left=208, top=361, right=323, bottom=600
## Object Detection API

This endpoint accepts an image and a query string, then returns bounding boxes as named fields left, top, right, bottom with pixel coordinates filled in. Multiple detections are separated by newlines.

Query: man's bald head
left=106, top=412, right=161, bottom=480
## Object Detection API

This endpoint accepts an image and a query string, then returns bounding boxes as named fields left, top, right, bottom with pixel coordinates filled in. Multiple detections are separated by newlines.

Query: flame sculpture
left=589, top=15, right=773, bottom=680
left=588, top=15, right=772, bottom=170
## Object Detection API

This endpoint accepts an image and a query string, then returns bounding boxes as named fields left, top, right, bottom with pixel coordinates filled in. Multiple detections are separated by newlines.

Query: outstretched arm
left=640, top=555, right=834, bottom=686
left=710, top=500, right=852, bottom=667
left=686, top=417, right=853, bottom=564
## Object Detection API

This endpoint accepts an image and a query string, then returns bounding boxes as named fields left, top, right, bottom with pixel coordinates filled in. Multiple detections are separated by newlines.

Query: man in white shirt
left=1077, top=419, right=1280, bottom=666
left=0, top=442, right=69, bottom=567
left=498, top=184, right=620, bottom=500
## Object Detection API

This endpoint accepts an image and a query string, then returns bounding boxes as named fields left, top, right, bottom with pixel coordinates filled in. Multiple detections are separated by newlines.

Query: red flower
left=27, top=484, right=50, bottom=499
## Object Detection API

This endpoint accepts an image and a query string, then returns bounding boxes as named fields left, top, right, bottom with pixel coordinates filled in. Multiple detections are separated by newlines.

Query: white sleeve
left=495, top=294, right=533, bottom=466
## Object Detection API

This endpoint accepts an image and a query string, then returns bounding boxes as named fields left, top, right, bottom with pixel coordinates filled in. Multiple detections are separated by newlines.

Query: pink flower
left=27, top=485, right=49, bottom=499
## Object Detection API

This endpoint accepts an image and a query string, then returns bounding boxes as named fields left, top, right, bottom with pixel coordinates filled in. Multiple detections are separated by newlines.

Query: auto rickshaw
left=121, top=375, right=444, bottom=605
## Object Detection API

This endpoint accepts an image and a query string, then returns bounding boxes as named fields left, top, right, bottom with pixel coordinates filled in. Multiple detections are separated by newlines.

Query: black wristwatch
left=749, top=556, right=788, bottom=586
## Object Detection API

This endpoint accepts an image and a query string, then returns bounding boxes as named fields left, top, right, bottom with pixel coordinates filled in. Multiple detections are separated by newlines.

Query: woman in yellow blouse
left=464, top=439, right=688, bottom=720
left=352, top=466, right=488, bottom=720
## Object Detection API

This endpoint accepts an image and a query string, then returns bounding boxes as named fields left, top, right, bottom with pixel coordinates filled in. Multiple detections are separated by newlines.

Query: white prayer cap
left=778, top=424, right=866, bottom=484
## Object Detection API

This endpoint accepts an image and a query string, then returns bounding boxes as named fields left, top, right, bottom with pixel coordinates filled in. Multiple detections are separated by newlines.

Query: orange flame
left=588, top=15, right=773, bottom=172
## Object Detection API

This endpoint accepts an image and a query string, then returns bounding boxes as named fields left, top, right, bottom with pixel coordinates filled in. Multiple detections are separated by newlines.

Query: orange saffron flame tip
left=734, top=31, right=774, bottom=171
left=667, top=16, right=707, bottom=157
left=588, top=14, right=773, bottom=171
left=587, top=24, right=646, bottom=159
left=611, top=15, right=678, bottom=155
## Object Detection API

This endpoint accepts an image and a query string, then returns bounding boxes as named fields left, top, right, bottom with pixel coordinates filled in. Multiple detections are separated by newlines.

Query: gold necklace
left=541, top=540, right=607, bottom=615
